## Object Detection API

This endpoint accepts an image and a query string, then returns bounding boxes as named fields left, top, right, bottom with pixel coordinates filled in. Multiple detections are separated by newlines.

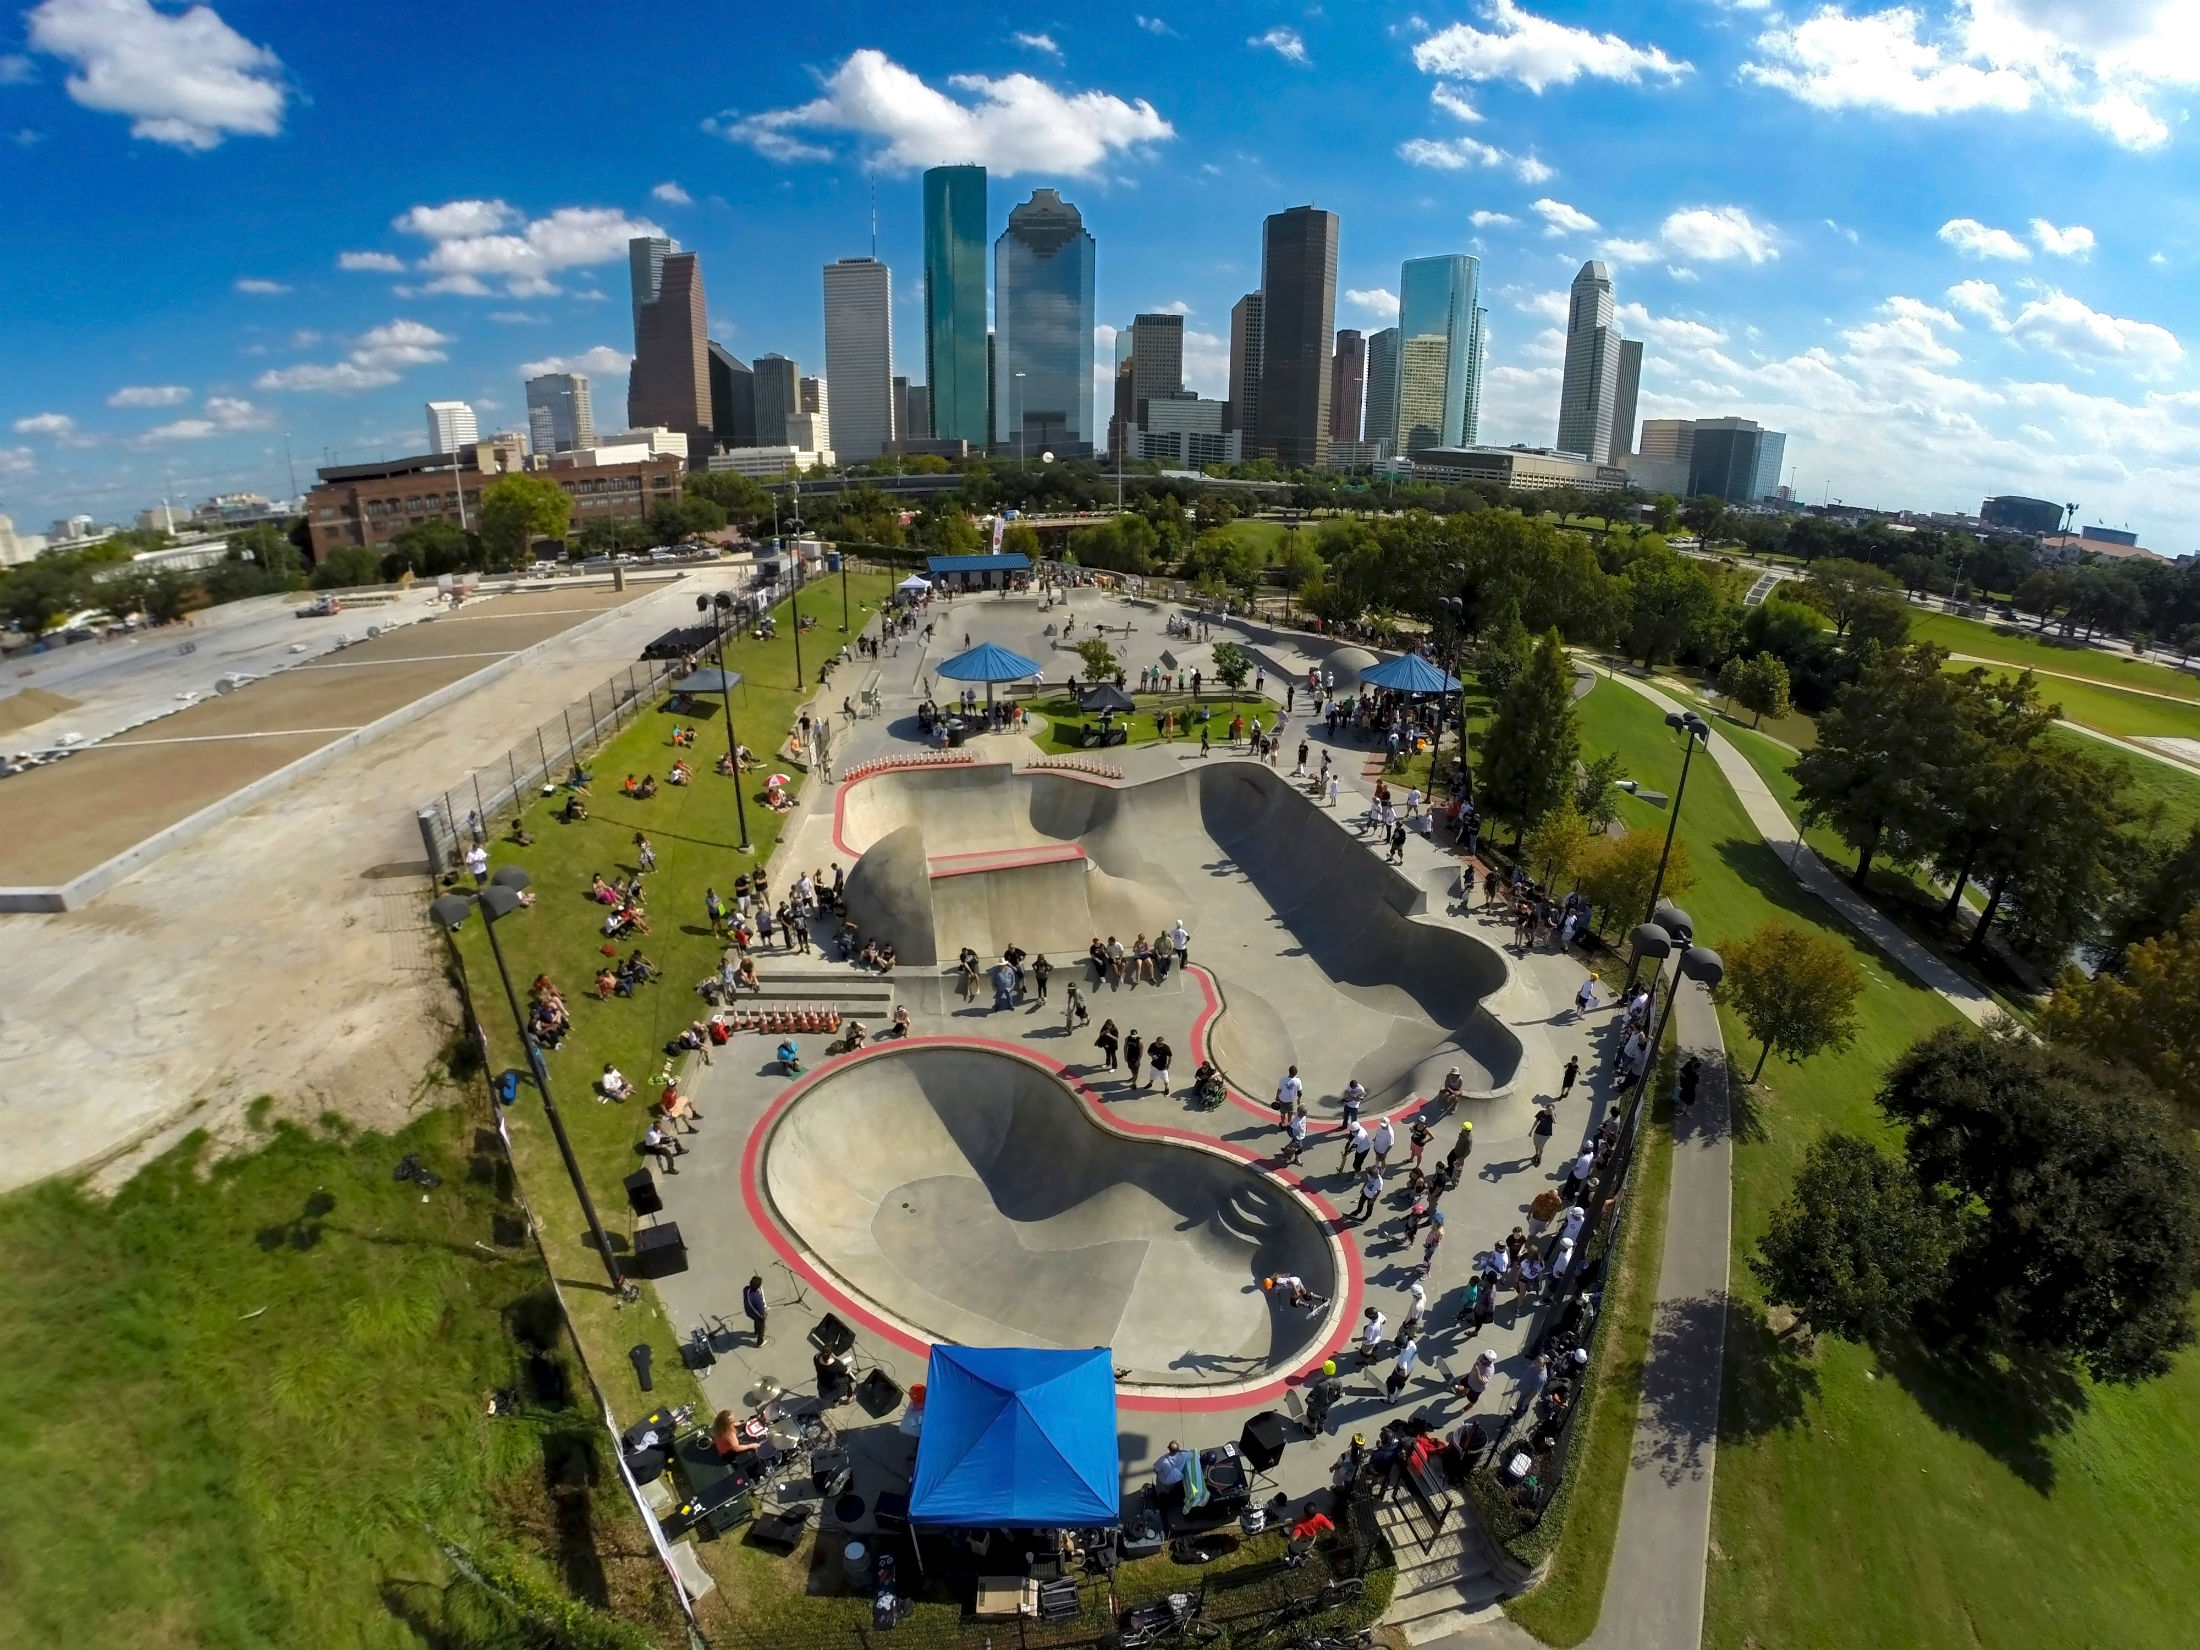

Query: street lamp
left=1013, top=371, right=1028, bottom=472
left=694, top=592, right=753, bottom=853
left=1646, top=710, right=1711, bottom=924
left=1436, top=583, right=1478, bottom=802
left=429, top=868, right=635, bottom=1302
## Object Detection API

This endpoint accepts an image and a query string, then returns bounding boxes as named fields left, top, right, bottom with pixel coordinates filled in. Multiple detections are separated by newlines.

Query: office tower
left=893, top=375, right=909, bottom=437
left=994, top=188, right=1096, bottom=456
left=987, top=332, right=996, bottom=449
left=628, top=235, right=676, bottom=336
left=1229, top=292, right=1263, bottom=439
left=524, top=373, right=594, bottom=455
left=425, top=400, right=478, bottom=453
left=799, top=376, right=828, bottom=417
left=1465, top=306, right=1487, bottom=446
left=1256, top=205, right=1340, bottom=467
left=1752, top=430, right=1786, bottom=502
left=753, top=355, right=799, bottom=449
left=1395, top=254, right=1481, bottom=457
left=1130, top=313, right=1185, bottom=412
left=904, top=383, right=931, bottom=440
left=1329, top=330, right=1366, bottom=444
left=823, top=257, right=894, bottom=461
left=628, top=248, right=711, bottom=450
left=1363, top=326, right=1400, bottom=447
left=706, top=342, right=757, bottom=452
left=1556, top=260, right=1620, bottom=461
left=923, top=164, right=989, bottom=446
left=1110, top=323, right=1136, bottom=460
left=1611, top=339, right=1643, bottom=463
left=1686, top=416, right=1773, bottom=503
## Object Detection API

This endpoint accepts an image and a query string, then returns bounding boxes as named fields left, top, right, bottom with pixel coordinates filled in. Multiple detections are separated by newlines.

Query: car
left=295, top=594, right=342, bottom=617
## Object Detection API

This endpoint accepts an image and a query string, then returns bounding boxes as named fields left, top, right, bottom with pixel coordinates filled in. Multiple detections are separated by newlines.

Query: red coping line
left=738, top=1034, right=1366, bottom=1413
left=927, top=843, right=1088, bottom=876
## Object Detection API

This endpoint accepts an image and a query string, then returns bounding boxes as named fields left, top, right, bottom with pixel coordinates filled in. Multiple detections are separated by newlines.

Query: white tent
left=895, top=575, right=933, bottom=596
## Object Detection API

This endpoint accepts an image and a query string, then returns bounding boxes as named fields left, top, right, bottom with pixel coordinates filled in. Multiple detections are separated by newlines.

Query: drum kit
left=746, top=1376, right=846, bottom=1501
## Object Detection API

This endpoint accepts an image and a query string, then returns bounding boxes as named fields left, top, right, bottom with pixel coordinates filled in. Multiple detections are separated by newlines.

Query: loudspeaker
left=810, top=1312, right=856, bottom=1356
left=624, top=1168, right=662, bottom=1216
left=855, top=1368, right=904, bottom=1418
left=633, top=1222, right=688, bottom=1277
left=1239, top=1411, right=1290, bottom=1474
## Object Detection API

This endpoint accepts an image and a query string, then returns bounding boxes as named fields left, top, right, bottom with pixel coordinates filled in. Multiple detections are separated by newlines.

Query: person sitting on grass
left=715, top=750, right=737, bottom=777
left=623, top=949, right=658, bottom=985
left=564, top=764, right=591, bottom=792
left=594, top=966, right=618, bottom=999
left=599, top=1064, right=635, bottom=1102
left=635, top=773, right=659, bottom=800
left=621, top=773, right=641, bottom=797
left=590, top=873, right=619, bottom=905
left=668, top=758, right=693, bottom=785
left=559, top=794, right=588, bottom=824
left=671, top=725, right=695, bottom=748
left=507, top=816, right=534, bottom=846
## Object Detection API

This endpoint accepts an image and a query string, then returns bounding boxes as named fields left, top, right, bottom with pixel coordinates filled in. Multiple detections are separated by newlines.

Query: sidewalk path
left=1596, top=668, right=2000, bottom=1028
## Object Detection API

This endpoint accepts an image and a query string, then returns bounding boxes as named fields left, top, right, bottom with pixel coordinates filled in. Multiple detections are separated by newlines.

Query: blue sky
left=3, top=1, right=2197, bottom=547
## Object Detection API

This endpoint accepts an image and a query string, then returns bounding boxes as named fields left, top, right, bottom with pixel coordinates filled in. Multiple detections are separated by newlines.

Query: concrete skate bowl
left=836, top=760, right=1521, bottom=1106
left=753, top=1042, right=1349, bottom=1397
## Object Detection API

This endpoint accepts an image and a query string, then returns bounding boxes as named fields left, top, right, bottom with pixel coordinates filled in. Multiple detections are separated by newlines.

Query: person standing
left=1125, top=1029, right=1146, bottom=1087
left=1563, top=1144, right=1596, bottom=1202
left=1340, top=1121, right=1373, bottom=1175
left=1096, top=1018, right=1120, bottom=1071
left=1147, top=1035, right=1173, bottom=1094
left=1275, top=1065, right=1304, bottom=1129
left=1531, top=1104, right=1556, bottom=1166
left=1282, top=1105, right=1308, bottom=1165
left=1032, top=953, right=1053, bottom=1003
left=1399, top=1278, right=1427, bottom=1343
left=1352, top=1163, right=1384, bottom=1222
left=1358, top=1307, right=1388, bottom=1367
left=1326, top=771, right=1341, bottom=809
left=1509, top=1355, right=1551, bottom=1433
left=1558, top=1055, right=1580, bottom=1101
left=1066, top=982, right=1089, bottom=1030
left=1371, top=1115, right=1397, bottom=1168
left=1171, top=918, right=1191, bottom=966
left=742, top=1275, right=769, bottom=1347
left=1339, top=1078, right=1366, bottom=1135
left=1385, top=1338, right=1418, bottom=1401
left=1199, top=725, right=1211, bottom=757
left=1407, top=1115, right=1434, bottom=1170
left=1446, top=1120, right=1475, bottom=1176
left=633, top=832, right=657, bottom=873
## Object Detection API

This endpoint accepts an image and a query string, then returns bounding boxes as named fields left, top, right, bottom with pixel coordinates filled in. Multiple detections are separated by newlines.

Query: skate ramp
left=761, top=1045, right=1341, bottom=1387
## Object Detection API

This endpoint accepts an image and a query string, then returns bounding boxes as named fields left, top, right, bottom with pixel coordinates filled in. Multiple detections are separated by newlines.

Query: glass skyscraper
left=1556, top=261, right=1620, bottom=462
left=994, top=189, right=1095, bottom=456
left=1395, top=254, right=1481, bottom=456
left=1362, top=326, right=1400, bottom=447
left=923, top=165, right=989, bottom=448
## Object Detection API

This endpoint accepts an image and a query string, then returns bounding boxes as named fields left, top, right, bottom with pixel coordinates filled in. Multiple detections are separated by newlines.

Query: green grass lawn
left=1220, top=517, right=1294, bottom=558
left=1571, top=679, right=2200, bottom=1650
left=0, top=1106, right=674, bottom=1650
left=1945, top=658, right=2200, bottom=744
left=1911, top=608, right=2200, bottom=704
left=1028, top=692, right=1267, bottom=754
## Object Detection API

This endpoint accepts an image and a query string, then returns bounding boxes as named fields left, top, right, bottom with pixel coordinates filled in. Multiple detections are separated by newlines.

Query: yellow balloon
left=1322, top=1360, right=1337, bottom=1377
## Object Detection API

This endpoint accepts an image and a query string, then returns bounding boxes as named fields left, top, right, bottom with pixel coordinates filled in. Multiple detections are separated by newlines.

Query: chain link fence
left=413, top=658, right=678, bottom=873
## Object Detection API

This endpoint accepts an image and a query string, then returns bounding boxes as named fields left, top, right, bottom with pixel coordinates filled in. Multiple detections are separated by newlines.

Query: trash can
left=826, top=552, right=843, bottom=573
left=842, top=1540, right=870, bottom=1586
left=946, top=718, right=967, bottom=748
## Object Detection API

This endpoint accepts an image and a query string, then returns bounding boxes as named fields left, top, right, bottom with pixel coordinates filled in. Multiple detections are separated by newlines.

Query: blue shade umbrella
left=1359, top=652, right=1462, bottom=694
left=936, top=640, right=1042, bottom=707
left=669, top=667, right=742, bottom=694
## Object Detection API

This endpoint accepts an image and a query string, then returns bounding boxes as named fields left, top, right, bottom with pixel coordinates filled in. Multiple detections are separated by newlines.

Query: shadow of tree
left=1634, top=1293, right=1728, bottom=1487
left=1720, top=1299, right=1821, bottom=1442
left=1875, top=1328, right=2088, bottom=1495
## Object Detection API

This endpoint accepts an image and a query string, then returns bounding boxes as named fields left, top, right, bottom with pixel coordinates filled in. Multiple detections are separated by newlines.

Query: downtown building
left=1555, top=260, right=1622, bottom=464
left=525, top=372, right=595, bottom=455
left=626, top=239, right=712, bottom=456
left=303, top=444, right=679, bottom=561
left=923, top=165, right=989, bottom=449
left=1392, top=254, right=1485, bottom=459
left=824, top=257, right=896, bottom=462
left=994, top=189, right=1095, bottom=458
left=1625, top=416, right=1787, bottom=503
left=1251, top=205, right=1339, bottom=468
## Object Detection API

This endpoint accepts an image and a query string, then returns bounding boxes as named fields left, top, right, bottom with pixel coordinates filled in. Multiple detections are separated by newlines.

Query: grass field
left=1029, top=692, right=1266, bottom=754
left=1219, top=517, right=1295, bottom=559
left=1572, top=679, right=2200, bottom=1650
left=1910, top=608, right=2200, bottom=703
left=0, top=1105, right=673, bottom=1650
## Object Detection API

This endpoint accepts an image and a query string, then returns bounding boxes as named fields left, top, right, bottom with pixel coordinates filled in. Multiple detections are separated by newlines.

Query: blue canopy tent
left=669, top=666, right=742, bottom=695
left=935, top=641, right=1042, bottom=709
left=908, top=1347, right=1120, bottom=1528
left=1358, top=652, right=1461, bottom=694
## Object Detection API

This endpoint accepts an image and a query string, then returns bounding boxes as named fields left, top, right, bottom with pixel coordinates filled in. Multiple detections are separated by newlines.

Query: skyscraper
left=823, top=257, right=894, bottom=461
left=425, top=400, right=478, bottom=453
left=524, top=373, right=594, bottom=455
left=628, top=236, right=675, bottom=336
left=1256, top=206, right=1339, bottom=468
left=1228, top=292, right=1264, bottom=440
left=1556, top=260, right=1620, bottom=462
left=904, top=383, right=931, bottom=441
left=994, top=189, right=1096, bottom=456
left=1395, top=254, right=1481, bottom=457
left=923, top=165, right=989, bottom=447
left=1110, top=323, right=1136, bottom=460
left=1329, top=329, right=1366, bottom=444
left=1129, top=313, right=1184, bottom=413
left=752, top=355, right=798, bottom=447
left=1611, top=339, right=1643, bottom=463
left=1687, top=417, right=1767, bottom=503
left=707, top=342, right=757, bottom=451
left=1363, top=327, right=1400, bottom=447
left=628, top=246, right=711, bottom=450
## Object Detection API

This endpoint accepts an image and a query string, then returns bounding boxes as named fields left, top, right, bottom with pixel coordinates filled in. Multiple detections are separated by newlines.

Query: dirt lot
left=0, top=574, right=738, bottom=1193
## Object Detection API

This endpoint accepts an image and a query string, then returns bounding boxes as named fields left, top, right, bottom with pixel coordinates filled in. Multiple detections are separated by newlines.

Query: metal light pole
left=1646, top=711, right=1711, bottom=923
left=430, top=870, right=634, bottom=1302
left=1438, top=586, right=1476, bottom=802
left=696, top=592, right=753, bottom=852
left=1013, top=371, right=1027, bottom=472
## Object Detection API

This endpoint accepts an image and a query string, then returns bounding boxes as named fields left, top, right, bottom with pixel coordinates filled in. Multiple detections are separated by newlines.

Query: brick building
left=304, top=446, right=683, bottom=561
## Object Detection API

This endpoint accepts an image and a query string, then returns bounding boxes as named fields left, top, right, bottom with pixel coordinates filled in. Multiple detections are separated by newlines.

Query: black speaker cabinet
left=810, top=1311, right=856, bottom=1356
left=1239, top=1411, right=1290, bottom=1474
left=632, top=1221, right=688, bottom=1277
left=624, top=1168, right=663, bottom=1216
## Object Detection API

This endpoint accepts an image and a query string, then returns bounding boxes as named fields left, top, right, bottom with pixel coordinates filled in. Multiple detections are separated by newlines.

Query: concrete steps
left=714, top=967, right=896, bottom=1016
left=1374, top=1490, right=1526, bottom=1645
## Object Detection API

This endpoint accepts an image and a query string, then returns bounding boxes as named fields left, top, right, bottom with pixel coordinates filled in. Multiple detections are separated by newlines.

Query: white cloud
left=1532, top=197, right=1598, bottom=235
left=1430, top=82, right=1483, bottom=121
left=393, top=201, right=664, bottom=298
left=2005, top=290, right=2182, bottom=370
left=1945, top=277, right=2005, bottom=319
left=1134, top=15, right=1176, bottom=36
left=1413, top=0, right=1690, bottom=93
left=25, top=0, right=285, bottom=150
left=1182, top=328, right=1229, bottom=398
left=1250, top=27, right=1309, bottom=64
left=1012, top=32, right=1061, bottom=58
left=338, top=250, right=406, bottom=273
left=233, top=276, right=289, bottom=294
left=650, top=180, right=693, bottom=205
left=1599, top=238, right=1663, bottom=265
left=488, top=310, right=543, bottom=324
left=1616, top=301, right=1730, bottom=351
left=1825, top=218, right=1860, bottom=244
left=519, top=345, right=631, bottom=379
left=1518, top=289, right=1570, bottom=321
left=1662, top=205, right=1779, bottom=263
left=2031, top=218, right=2094, bottom=258
left=1514, top=153, right=1555, bottom=183
left=1742, top=0, right=2198, bottom=151
left=108, top=384, right=189, bottom=407
left=1346, top=287, right=1401, bottom=321
left=140, top=395, right=269, bottom=441
left=0, top=447, right=35, bottom=477
left=256, top=319, right=452, bottom=393
left=1397, top=135, right=1505, bottom=169
left=1939, top=216, right=2030, bottom=260
left=1470, top=210, right=1518, bottom=227
left=12, top=412, right=75, bottom=436
left=713, top=48, right=1172, bottom=176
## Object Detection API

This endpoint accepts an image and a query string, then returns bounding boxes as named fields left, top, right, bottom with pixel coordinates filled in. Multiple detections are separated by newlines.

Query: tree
left=1525, top=799, right=1593, bottom=888
left=1209, top=640, right=1253, bottom=691
left=2041, top=907, right=2200, bottom=1119
left=311, top=544, right=384, bottom=588
left=1717, top=651, right=1792, bottom=727
left=1069, top=513, right=1156, bottom=574
left=478, top=474, right=571, bottom=569
left=1750, top=1133, right=1956, bottom=1346
left=386, top=519, right=474, bottom=577
left=1575, top=750, right=1625, bottom=829
left=1619, top=544, right=1726, bottom=667
left=913, top=506, right=982, bottom=554
left=1275, top=536, right=1323, bottom=592
left=684, top=468, right=770, bottom=526
left=1073, top=636, right=1118, bottom=683
left=1962, top=734, right=2136, bottom=961
left=1577, top=828, right=1691, bottom=934
left=0, top=560, right=87, bottom=636
left=1650, top=493, right=1680, bottom=534
left=1803, top=558, right=1903, bottom=637
left=1719, top=920, right=1866, bottom=1080
left=1680, top=494, right=1728, bottom=548
left=648, top=494, right=726, bottom=542
left=1793, top=644, right=1970, bottom=886
left=1000, top=522, right=1041, bottom=560
left=1878, top=1025, right=2200, bottom=1384
left=1478, top=629, right=1579, bottom=840
left=1476, top=600, right=1532, bottom=701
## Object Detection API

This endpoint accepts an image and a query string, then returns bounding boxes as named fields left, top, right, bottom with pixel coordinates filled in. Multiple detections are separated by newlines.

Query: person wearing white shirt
left=1358, top=1307, right=1387, bottom=1364
left=1275, top=1066, right=1304, bottom=1121
left=1562, top=1203, right=1588, bottom=1244
left=1340, top=1122, right=1373, bottom=1174
left=1371, top=1117, right=1396, bottom=1165
left=1170, top=918, right=1191, bottom=963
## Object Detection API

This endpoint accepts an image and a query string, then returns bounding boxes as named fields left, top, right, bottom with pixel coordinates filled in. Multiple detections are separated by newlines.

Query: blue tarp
left=926, top=554, right=1032, bottom=575
left=1360, top=652, right=1462, bottom=694
left=908, top=1347, right=1120, bottom=1527
left=936, top=640, right=1042, bottom=682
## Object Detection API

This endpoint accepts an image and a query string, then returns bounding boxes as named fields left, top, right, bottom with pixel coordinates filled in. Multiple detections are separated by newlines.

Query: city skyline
left=2, top=3, right=2196, bottom=541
